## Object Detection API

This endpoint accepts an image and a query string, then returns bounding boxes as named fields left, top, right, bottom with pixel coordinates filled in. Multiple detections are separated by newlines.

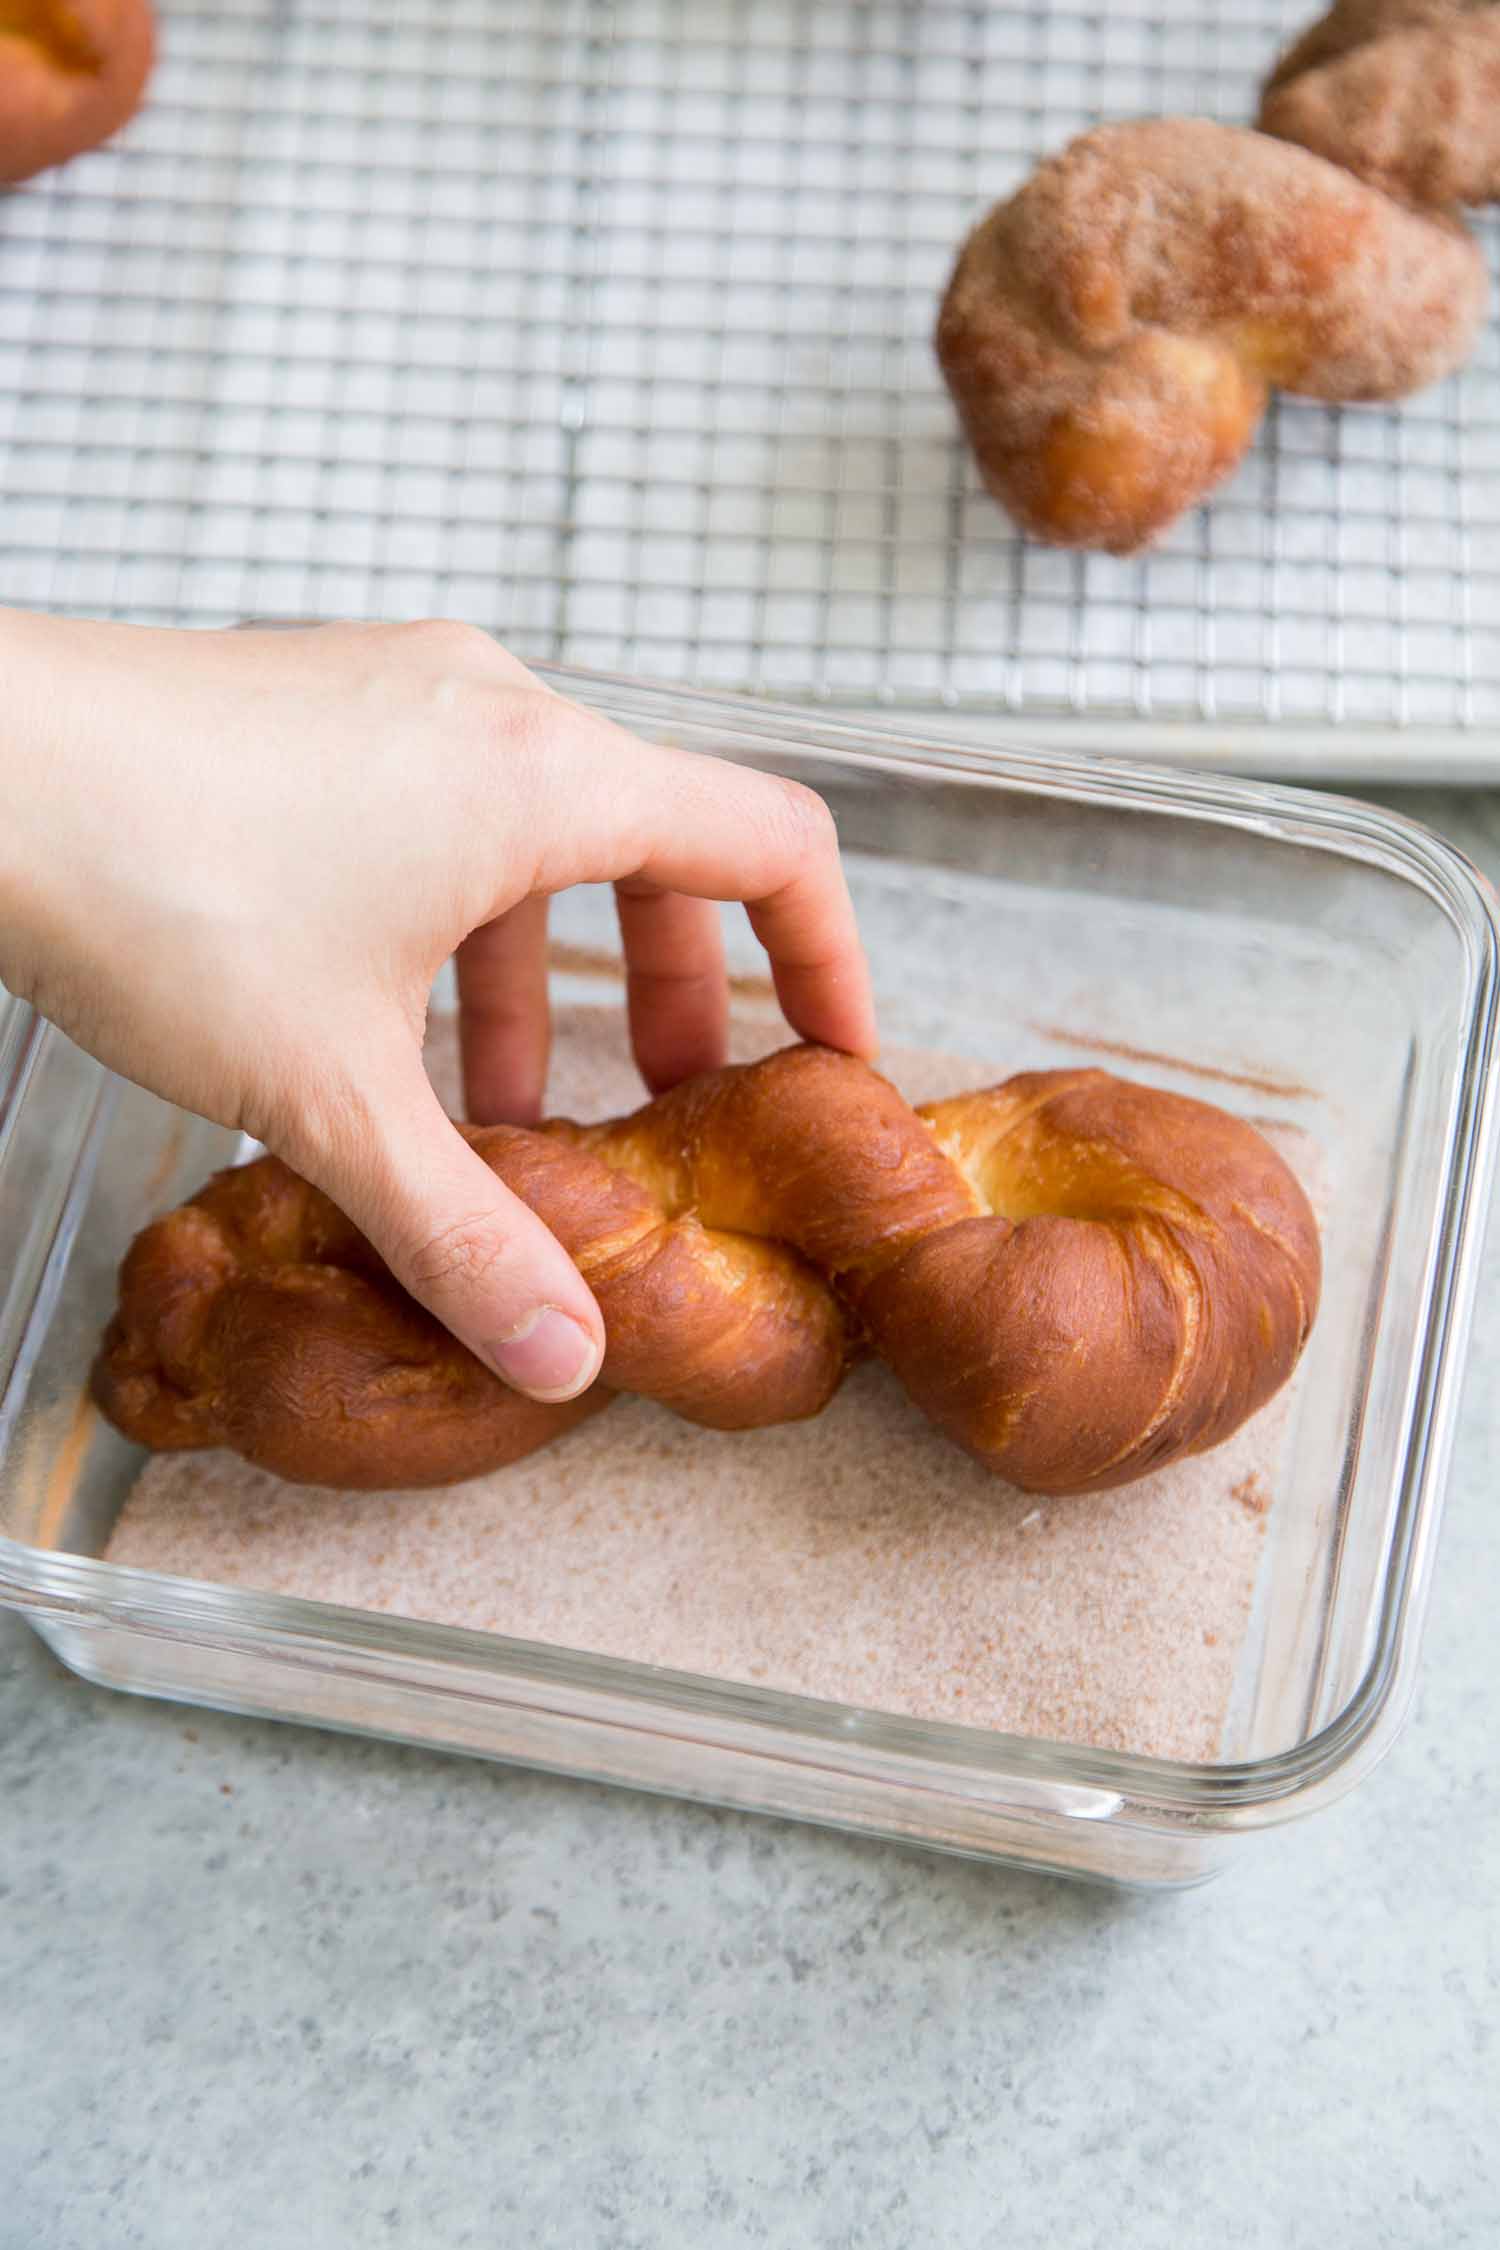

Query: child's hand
left=0, top=614, right=876, bottom=1402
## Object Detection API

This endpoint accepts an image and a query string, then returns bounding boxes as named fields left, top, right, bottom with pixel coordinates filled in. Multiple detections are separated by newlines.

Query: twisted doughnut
left=94, top=1045, right=1321, bottom=1499
left=937, top=0, right=1500, bottom=553
left=0, top=0, right=155, bottom=184
left=935, top=114, right=1488, bottom=553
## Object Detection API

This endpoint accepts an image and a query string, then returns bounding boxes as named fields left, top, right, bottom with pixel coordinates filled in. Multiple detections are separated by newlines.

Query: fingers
left=461, top=881, right=730, bottom=1109
left=615, top=883, right=728, bottom=1092
left=740, top=851, right=878, bottom=1063
left=536, top=714, right=879, bottom=1062
left=456, top=895, right=551, bottom=1124
left=634, top=766, right=877, bottom=1060
left=296, top=1046, right=604, bottom=1403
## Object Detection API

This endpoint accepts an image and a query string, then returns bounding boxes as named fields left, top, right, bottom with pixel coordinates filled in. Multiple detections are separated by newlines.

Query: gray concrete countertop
left=3, top=791, right=1498, bottom=2250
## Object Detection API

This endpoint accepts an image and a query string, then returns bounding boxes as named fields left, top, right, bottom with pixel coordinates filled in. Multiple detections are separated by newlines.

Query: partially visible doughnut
left=0, top=0, right=155, bottom=186
left=1260, top=0, right=1500, bottom=210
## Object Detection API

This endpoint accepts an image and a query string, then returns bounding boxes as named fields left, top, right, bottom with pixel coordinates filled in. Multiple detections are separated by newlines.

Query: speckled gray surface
left=3, top=790, right=1499, bottom=2250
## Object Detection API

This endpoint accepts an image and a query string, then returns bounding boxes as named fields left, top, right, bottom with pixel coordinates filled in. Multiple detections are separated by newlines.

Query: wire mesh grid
left=2, top=0, right=1498, bottom=748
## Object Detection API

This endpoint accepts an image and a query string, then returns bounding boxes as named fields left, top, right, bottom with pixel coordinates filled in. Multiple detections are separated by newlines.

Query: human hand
left=0, top=614, right=876, bottom=1402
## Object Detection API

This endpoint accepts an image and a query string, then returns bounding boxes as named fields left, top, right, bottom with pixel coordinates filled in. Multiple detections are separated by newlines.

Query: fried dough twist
left=95, top=1046, right=1321, bottom=1498
left=937, top=0, right=1500, bottom=550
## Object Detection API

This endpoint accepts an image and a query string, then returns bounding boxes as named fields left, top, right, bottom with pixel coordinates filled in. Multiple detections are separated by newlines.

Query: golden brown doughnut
left=0, top=0, right=155, bottom=186
left=94, top=1046, right=1320, bottom=1498
left=935, top=117, right=1487, bottom=554
left=92, top=1166, right=612, bottom=1490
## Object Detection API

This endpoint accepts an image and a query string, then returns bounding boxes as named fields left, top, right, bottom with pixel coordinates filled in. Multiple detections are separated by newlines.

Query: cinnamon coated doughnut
left=935, top=117, right=1487, bottom=553
left=1260, top=0, right=1500, bottom=209
left=0, top=0, right=155, bottom=186
left=94, top=1046, right=1320, bottom=1498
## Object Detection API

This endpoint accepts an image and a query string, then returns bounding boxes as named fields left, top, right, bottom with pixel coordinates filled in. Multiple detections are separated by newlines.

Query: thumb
left=300, top=1051, right=605, bottom=1404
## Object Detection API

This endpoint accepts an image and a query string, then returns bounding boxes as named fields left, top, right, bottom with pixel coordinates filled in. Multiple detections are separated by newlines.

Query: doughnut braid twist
left=95, top=1046, right=1321, bottom=1499
left=936, top=0, right=1500, bottom=552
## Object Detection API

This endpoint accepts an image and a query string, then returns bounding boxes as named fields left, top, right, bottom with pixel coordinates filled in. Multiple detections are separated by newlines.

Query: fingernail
left=486, top=1306, right=602, bottom=1402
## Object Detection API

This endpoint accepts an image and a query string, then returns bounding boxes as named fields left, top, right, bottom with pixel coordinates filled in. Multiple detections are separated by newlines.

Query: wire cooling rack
left=2, top=0, right=1498, bottom=774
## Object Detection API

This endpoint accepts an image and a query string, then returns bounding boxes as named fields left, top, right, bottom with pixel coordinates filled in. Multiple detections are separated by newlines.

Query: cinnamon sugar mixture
left=106, top=1008, right=1308, bottom=1762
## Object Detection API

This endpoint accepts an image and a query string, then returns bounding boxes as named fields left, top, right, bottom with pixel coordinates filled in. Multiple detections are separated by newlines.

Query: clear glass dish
left=2, top=673, right=1496, bottom=1888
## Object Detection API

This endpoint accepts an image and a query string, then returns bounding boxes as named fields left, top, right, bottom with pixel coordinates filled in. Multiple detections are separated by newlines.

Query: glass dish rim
left=2, top=676, right=1497, bottom=1828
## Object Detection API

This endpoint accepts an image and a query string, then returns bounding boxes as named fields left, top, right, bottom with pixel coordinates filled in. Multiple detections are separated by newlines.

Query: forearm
left=0, top=610, right=229, bottom=1037
left=0, top=606, right=70, bottom=999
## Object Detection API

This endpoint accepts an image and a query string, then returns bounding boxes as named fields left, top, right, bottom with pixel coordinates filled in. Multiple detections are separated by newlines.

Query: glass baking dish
left=2, top=672, right=1496, bottom=1888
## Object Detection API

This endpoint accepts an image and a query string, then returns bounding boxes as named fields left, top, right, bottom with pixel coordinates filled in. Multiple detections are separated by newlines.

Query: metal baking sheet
left=1, top=0, right=1497, bottom=777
